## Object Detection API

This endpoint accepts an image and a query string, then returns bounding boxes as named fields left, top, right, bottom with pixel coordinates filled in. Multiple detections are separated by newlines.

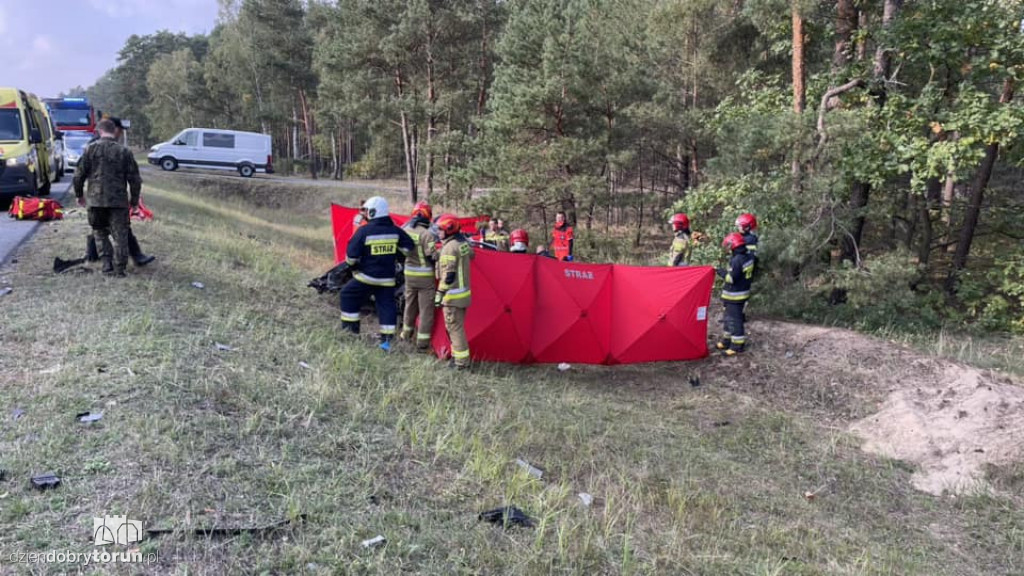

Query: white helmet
left=362, top=196, right=389, bottom=219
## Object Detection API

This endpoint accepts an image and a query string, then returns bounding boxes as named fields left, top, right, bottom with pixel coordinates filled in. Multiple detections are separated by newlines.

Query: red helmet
left=510, top=229, right=529, bottom=245
left=736, top=213, right=758, bottom=231
left=412, top=201, right=432, bottom=220
left=437, top=213, right=460, bottom=237
left=670, top=213, right=690, bottom=231
left=722, top=232, right=746, bottom=251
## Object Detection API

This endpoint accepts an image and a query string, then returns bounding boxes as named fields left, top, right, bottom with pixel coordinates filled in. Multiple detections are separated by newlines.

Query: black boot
left=85, top=235, right=99, bottom=262
left=128, top=233, right=155, bottom=267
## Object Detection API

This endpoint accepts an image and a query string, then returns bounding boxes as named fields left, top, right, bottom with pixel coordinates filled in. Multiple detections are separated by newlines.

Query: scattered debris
left=76, top=411, right=103, bottom=423
left=53, top=257, right=87, bottom=274
left=11, top=408, right=24, bottom=421
left=191, top=281, right=205, bottom=289
left=146, top=514, right=306, bottom=537
left=0, top=287, right=11, bottom=297
left=557, top=363, right=571, bottom=372
left=785, top=351, right=795, bottom=359
left=578, top=492, right=593, bottom=507
left=712, top=420, right=731, bottom=427
left=39, top=365, right=60, bottom=375
left=689, top=376, right=701, bottom=388
left=361, top=535, right=387, bottom=549
left=479, top=506, right=534, bottom=529
left=0, top=469, right=7, bottom=482
left=516, top=458, right=544, bottom=479
left=96, top=366, right=107, bottom=373
left=0, top=492, right=8, bottom=499
left=803, top=491, right=816, bottom=501
left=31, top=473, right=61, bottom=490
left=299, top=361, right=311, bottom=370
left=214, top=343, right=234, bottom=352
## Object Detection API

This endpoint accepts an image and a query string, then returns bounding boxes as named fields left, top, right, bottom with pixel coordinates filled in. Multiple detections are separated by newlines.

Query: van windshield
left=0, top=109, right=23, bottom=141
left=51, top=109, right=91, bottom=127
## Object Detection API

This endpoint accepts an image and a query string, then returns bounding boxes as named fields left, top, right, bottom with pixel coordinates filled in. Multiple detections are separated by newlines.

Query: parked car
left=64, top=132, right=92, bottom=171
left=148, top=128, right=273, bottom=177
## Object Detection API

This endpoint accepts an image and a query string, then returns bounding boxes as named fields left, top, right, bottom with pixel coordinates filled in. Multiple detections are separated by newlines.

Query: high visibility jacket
left=484, top=230, right=510, bottom=251
left=551, top=224, right=574, bottom=261
left=438, top=234, right=474, bottom=308
left=742, top=232, right=758, bottom=255
left=345, top=217, right=414, bottom=287
left=668, top=231, right=693, bottom=266
left=402, top=217, right=439, bottom=287
left=717, top=247, right=756, bottom=302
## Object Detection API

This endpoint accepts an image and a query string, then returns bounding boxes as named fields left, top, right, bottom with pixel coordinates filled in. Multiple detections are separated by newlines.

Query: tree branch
left=812, top=78, right=865, bottom=164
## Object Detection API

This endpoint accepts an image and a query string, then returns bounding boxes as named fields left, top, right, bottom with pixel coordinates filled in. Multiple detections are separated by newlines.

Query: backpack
left=7, top=196, right=64, bottom=221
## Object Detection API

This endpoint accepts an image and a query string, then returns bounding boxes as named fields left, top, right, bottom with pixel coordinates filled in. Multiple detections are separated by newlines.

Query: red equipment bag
left=130, top=198, right=154, bottom=221
left=7, top=196, right=64, bottom=221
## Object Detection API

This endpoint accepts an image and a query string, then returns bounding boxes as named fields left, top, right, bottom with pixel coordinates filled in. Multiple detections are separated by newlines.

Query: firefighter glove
left=434, top=292, right=444, bottom=307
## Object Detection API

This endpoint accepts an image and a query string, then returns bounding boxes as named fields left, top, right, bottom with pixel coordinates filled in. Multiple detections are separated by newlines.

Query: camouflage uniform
left=437, top=234, right=474, bottom=367
left=400, top=217, right=439, bottom=349
left=73, top=137, right=142, bottom=275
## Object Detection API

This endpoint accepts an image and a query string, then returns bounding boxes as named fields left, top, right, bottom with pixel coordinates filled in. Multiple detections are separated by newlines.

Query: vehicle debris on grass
left=479, top=506, right=534, bottom=529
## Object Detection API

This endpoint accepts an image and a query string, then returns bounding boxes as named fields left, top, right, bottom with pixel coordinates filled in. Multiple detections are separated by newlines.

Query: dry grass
left=0, top=175, right=1020, bottom=575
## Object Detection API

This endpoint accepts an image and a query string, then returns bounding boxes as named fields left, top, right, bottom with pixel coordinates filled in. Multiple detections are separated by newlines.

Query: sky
left=1, top=0, right=219, bottom=98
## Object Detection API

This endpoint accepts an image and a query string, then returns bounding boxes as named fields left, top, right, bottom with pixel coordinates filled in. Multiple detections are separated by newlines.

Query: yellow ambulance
left=0, top=88, right=60, bottom=203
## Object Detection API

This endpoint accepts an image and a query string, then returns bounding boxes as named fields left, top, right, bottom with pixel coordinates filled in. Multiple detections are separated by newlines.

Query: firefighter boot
left=128, top=233, right=155, bottom=267
left=724, top=342, right=746, bottom=357
left=716, top=337, right=731, bottom=351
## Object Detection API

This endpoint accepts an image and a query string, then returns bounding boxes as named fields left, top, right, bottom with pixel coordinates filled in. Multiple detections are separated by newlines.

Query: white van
left=147, top=128, right=273, bottom=177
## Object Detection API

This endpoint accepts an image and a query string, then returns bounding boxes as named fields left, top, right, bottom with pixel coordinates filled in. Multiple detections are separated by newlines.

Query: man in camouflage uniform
left=400, top=201, right=439, bottom=350
left=434, top=214, right=475, bottom=369
left=73, top=118, right=141, bottom=277
left=484, top=217, right=510, bottom=251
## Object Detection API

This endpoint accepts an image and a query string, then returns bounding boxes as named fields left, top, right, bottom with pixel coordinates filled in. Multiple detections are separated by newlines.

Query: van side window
left=185, top=131, right=198, bottom=147
left=203, top=132, right=235, bottom=149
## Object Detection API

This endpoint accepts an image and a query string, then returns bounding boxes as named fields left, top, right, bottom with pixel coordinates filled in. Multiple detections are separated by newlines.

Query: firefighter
left=668, top=213, right=694, bottom=267
left=484, top=217, right=510, bottom=251
left=736, top=213, right=758, bottom=256
left=716, top=232, right=756, bottom=356
left=400, top=201, right=439, bottom=350
left=509, top=229, right=530, bottom=253
left=341, top=196, right=414, bottom=351
left=551, top=211, right=574, bottom=261
left=434, top=214, right=475, bottom=369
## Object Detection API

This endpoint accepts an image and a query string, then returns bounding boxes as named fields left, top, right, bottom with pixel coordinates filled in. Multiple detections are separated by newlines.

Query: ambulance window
left=0, top=110, right=23, bottom=141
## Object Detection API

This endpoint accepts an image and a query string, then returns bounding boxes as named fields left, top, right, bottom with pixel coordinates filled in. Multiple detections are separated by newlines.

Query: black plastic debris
left=712, top=420, right=731, bottom=427
left=146, top=514, right=306, bottom=537
left=31, top=473, right=60, bottom=490
left=689, top=376, right=701, bottom=388
left=479, top=506, right=534, bottom=529
left=0, top=469, right=7, bottom=482
left=53, top=257, right=87, bottom=274
left=76, top=411, right=103, bottom=423
left=11, top=408, right=24, bottom=421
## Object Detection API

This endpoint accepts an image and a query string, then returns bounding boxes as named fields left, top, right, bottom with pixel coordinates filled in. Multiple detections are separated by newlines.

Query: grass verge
left=0, top=176, right=1020, bottom=575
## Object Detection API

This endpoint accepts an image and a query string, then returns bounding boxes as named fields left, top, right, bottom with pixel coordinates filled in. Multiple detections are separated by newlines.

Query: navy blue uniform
left=340, top=216, right=414, bottom=341
left=716, top=247, right=756, bottom=353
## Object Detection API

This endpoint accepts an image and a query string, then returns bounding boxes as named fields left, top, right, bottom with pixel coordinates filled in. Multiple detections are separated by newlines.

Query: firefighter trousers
left=402, top=282, right=436, bottom=348
left=443, top=306, right=470, bottom=366
left=721, top=300, right=747, bottom=350
left=340, top=279, right=397, bottom=341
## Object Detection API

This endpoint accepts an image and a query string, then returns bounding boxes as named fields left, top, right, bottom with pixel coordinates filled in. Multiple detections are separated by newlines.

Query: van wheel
left=238, top=164, right=255, bottom=178
left=53, top=163, right=62, bottom=183
left=160, top=157, right=178, bottom=171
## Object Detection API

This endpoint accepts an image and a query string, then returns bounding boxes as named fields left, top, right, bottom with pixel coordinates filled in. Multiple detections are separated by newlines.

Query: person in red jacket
left=551, top=211, right=574, bottom=261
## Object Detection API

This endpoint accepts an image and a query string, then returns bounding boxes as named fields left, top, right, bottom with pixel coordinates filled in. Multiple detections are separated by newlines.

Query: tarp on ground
left=430, top=251, right=715, bottom=365
left=331, top=204, right=486, bottom=263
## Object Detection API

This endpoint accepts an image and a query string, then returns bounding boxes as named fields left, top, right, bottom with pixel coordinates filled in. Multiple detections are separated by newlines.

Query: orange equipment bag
left=7, top=196, right=64, bottom=221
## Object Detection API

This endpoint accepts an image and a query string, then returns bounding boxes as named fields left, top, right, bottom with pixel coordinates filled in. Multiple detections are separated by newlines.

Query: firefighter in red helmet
left=736, top=213, right=758, bottom=256
left=399, top=201, right=439, bottom=350
left=668, top=213, right=694, bottom=267
left=716, top=232, right=756, bottom=356
left=435, top=214, right=475, bottom=368
left=510, top=229, right=530, bottom=253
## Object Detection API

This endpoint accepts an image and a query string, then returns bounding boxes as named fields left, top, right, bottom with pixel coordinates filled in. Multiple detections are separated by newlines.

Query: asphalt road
left=0, top=180, right=73, bottom=266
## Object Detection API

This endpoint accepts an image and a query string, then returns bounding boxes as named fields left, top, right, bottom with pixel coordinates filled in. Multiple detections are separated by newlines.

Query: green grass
left=0, top=176, right=1021, bottom=575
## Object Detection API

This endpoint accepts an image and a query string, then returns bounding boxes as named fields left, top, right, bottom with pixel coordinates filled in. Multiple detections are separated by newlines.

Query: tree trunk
left=291, top=107, right=300, bottom=161
left=635, top=141, right=644, bottom=247
left=946, top=78, right=1015, bottom=295
left=918, top=192, right=933, bottom=266
left=856, top=9, right=868, bottom=61
left=942, top=173, right=956, bottom=251
left=425, top=32, right=437, bottom=198
left=299, top=89, right=316, bottom=180
left=833, top=0, right=856, bottom=72
left=396, top=69, right=418, bottom=203
left=841, top=0, right=902, bottom=264
left=791, top=2, right=806, bottom=192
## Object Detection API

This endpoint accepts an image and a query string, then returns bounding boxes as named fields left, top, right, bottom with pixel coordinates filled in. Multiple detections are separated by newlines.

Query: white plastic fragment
left=191, top=281, right=205, bottom=289
left=557, top=363, right=571, bottom=372
left=578, top=493, right=593, bottom=507
left=516, top=458, right=544, bottom=479
left=361, top=535, right=386, bottom=548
